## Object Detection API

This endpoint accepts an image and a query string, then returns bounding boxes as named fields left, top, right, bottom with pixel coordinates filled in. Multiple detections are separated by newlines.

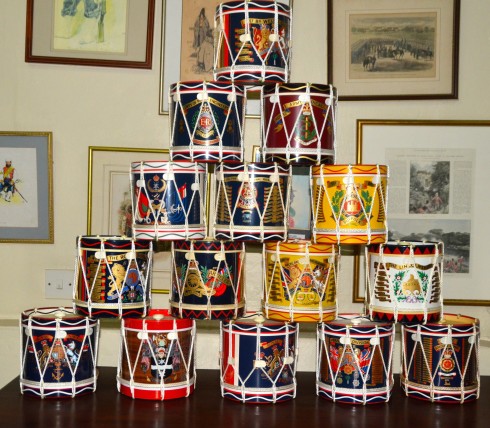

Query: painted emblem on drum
left=141, top=334, right=174, bottom=381
left=178, top=260, right=232, bottom=297
left=280, top=261, right=328, bottom=305
left=257, top=339, right=293, bottom=383
left=329, top=181, right=371, bottom=226
left=435, top=338, right=459, bottom=385
left=29, top=335, right=89, bottom=381
left=328, top=338, right=378, bottom=388
left=192, top=104, right=219, bottom=144
left=237, top=182, right=258, bottom=224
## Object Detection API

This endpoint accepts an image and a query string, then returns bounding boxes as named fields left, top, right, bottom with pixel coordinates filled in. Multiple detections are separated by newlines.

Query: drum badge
left=238, top=182, right=258, bottom=223
left=257, top=340, right=293, bottom=382
left=295, top=103, right=318, bottom=147
left=193, top=103, right=219, bottom=144
left=141, top=334, right=174, bottom=381
left=280, top=260, right=326, bottom=304
left=179, top=260, right=232, bottom=298
left=435, top=339, right=459, bottom=385
left=329, top=339, right=371, bottom=387
left=330, top=182, right=372, bottom=227
left=393, top=270, right=428, bottom=303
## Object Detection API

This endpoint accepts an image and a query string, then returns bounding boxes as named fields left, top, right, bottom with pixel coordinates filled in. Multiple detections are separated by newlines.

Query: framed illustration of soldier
left=0, top=132, right=53, bottom=244
left=25, top=0, right=155, bottom=69
left=327, top=0, right=461, bottom=100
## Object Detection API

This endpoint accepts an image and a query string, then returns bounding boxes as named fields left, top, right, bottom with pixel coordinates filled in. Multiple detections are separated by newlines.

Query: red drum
left=366, top=241, right=444, bottom=324
left=262, top=241, right=339, bottom=323
left=131, top=161, right=207, bottom=240
left=169, top=81, right=246, bottom=163
left=117, top=309, right=196, bottom=400
left=213, top=162, right=291, bottom=242
left=20, top=307, right=99, bottom=398
left=74, top=236, right=152, bottom=318
left=170, top=240, right=245, bottom=320
left=214, top=1, right=292, bottom=84
left=401, top=314, right=480, bottom=403
left=261, top=83, right=337, bottom=165
left=316, top=315, right=395, bottom=404
left=220, top=314, right=298, bottom=403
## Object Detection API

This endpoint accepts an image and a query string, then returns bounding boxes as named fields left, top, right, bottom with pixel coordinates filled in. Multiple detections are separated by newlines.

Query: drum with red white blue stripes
left=316, top=314, right=395, bottom=404
left=130, top=161, right=207, bottom=240
left=220, top=314, right=298, bottom=403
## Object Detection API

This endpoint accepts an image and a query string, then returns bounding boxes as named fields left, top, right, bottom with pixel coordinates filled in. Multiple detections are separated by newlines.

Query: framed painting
left=0, top=132, right=53, bottom=243
left=327, top=0, right=460, bottom=100
left=159, top=0, right=292, bottom=116
left=87, top=146, right=170, bottom=293
left=354, top=119, right=490, bottom=306
left=25, top=0, right=155, bottom=69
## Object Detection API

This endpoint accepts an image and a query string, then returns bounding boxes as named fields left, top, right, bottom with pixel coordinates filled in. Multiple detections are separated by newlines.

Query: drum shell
left=262, top=241, right=339, bottom=322
left=170, top=240, right=246, bottom=320
left=366, top=241, right=444, bottom=324
left=118, top=309, right=196, bottom=400
left=20, top=307, right=99, bottom=398
left=169, top=81, right=245, bottom=163
left=220, top=316, right=298, bottom=403
left=261, top=83, right=337, bottom=165
left=311, top=164, right=388, bottom=244
left=316, top=314, right=394, bottom=404
left=214, top=1, right=292, bottom=84
left=401, top=314, right=480, bottom=403
left=130, top=161, right=206, bottom=240
left=74, top=235, right=152, bottom=318
left=214, top=162, right=291, bottom=241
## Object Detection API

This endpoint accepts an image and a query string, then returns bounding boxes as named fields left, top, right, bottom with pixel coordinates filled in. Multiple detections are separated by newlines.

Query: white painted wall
left=1, top=0, right=490, bottom=389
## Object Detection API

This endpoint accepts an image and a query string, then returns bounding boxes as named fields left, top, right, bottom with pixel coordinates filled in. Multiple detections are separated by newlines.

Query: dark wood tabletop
left=1, top=368, right=488, bottom=428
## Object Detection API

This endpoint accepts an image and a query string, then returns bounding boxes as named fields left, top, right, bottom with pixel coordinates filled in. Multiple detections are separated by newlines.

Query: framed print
left=0, top=132, right=53, bottom=243
left=26, top=0, right=155, bottom=69
left=159, top=0, right=292, bottom=116
left=327, top=0, right=460, bottom=100
left=87, top=146, right=170, bottom=293
left=354, top=119, right=490, bottom=306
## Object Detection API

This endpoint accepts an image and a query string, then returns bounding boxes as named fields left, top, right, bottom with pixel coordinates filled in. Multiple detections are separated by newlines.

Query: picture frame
left=158, top=0, right=292, bottom=116
left=327, top=0, right=460, bottom=101
left=25, top=0, right=155, bottom=69
left=0, top=131, right=53, bottom=244
left=87, top=146, right=170, bottom=293
left=354, top=119, right=490, bottom=306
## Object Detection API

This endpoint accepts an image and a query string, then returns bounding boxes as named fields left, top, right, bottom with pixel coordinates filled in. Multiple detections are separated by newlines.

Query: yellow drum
left=311, top=164, right=388, bottom=245
left=262, top=241, right=339, bottom=322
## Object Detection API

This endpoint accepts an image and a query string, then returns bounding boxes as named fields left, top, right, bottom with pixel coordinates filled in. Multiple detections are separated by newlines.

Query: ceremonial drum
left=131, top=161, right=207, bottom=240
left=401, top=314, right=480, bottom=403
left=220, top=314, right=298, bottom=403
left=316, top=315, right=395, bottom=404
left=20, top=307, right=99, bottom=398
left=169, top=81, right=245, bottom=163
left=213, top=162, right=291, bottom=241
left=117, top=309, right=196, bottom=400
left=261, top=83, right=337, bottom=165
left=74, top=236, right=152, bottom=318
left=170, top=240, right=245, bottom=320
left=214, top=0, right=292, bottom=84
left=311, top=164, right=388, bottom=245
left=366, top=241, right=444, bottom=324
left=262, top=241, right=339, bottom=322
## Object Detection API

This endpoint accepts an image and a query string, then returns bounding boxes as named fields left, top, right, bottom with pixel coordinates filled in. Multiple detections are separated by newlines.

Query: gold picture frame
left=0, top=131, right=53, bottom=244
left=355, top=119, right=490, bottom=306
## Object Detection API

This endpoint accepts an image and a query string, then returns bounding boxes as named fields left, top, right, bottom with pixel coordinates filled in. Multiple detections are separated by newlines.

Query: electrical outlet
left=45, top=269, right=74, bottom=299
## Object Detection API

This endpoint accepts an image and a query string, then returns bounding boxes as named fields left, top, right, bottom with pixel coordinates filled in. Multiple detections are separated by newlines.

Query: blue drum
left=131, top=161, right=207, bottom=240
left=20, top=307, right=99, bottom=398
left=220, top=314, right=298, bottom=403
left=170, top=240, right=245, bottom=320
left=169, top=81, right=245, bottom=163
left=213, top=162, right=291, bottom=241
left=214, top=1, right=292, bottom=84
left=401, top=314, right=480, bottom=403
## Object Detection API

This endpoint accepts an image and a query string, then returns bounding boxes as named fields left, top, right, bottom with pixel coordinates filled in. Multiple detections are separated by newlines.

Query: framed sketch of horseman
left=327, top=0, right=460, bottom=100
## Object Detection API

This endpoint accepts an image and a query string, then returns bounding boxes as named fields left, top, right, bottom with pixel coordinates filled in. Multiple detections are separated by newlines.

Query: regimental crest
left=193, top=103, right=218, bottom=144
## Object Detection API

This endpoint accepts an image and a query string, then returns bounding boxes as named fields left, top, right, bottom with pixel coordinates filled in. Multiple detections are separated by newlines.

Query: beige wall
left=1, top=0, right=489, bottom=389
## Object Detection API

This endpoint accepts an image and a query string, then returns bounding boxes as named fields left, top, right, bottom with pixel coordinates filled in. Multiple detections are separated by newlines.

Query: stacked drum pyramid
left=18, top=0, right=479, bottom=406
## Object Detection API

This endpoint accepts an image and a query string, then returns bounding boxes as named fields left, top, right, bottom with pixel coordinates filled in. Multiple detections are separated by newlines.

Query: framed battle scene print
left=0, top=132, right=53, bottom=243
left=327, top=0, right=460, bottom=100
left=26, top=0, right=155, bottom=69
left=354, top=119, right=490, bottom=306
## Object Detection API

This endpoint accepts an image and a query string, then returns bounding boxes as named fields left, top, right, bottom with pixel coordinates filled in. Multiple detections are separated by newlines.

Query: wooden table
left=1, top=368, right=488, bottom=428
